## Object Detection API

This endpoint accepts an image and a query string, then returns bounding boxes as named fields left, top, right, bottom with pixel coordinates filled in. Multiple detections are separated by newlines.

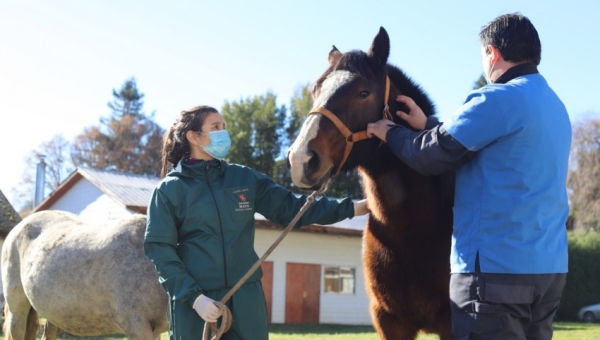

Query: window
left=324, top=267, right=355, bottom=294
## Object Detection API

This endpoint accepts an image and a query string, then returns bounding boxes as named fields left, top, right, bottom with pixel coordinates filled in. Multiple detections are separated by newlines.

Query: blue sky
left=1, top=0, right=599, bottom=205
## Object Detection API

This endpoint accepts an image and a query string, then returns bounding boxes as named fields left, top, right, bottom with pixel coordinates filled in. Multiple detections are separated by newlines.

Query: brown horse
left=288, top=27, right=454, bottom=339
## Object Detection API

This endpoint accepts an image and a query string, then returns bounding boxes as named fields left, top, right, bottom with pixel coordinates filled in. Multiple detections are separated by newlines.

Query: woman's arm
left=253, top=170, right=358, bottom=228
left=144, top=188, right=203, bottom=308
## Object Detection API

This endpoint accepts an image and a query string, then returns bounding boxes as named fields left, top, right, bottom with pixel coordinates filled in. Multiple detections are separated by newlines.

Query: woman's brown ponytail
left=160, top=105, right=219, bottom=177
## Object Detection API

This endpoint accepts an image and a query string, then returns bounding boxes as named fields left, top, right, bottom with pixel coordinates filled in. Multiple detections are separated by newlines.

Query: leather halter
left=308, top=76, right=393, bottom=175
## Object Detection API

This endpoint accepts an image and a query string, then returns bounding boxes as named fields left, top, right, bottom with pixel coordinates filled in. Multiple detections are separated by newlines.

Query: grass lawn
left=1, top=322, right=598, bottom=339
left=268, top=323, right=600, bottom=340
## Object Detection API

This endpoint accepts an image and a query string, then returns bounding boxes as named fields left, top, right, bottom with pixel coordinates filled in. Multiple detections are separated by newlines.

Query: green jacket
left=144, top=159, right=355, bottom=338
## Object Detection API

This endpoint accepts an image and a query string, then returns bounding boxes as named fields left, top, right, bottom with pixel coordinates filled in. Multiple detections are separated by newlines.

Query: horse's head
left=288, top=27, right=395, bottom=190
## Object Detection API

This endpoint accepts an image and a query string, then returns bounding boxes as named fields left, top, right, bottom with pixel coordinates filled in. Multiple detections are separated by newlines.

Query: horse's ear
left=328, top=45, right=342, bottom=67
left=367, top=27, right=390, bottom=69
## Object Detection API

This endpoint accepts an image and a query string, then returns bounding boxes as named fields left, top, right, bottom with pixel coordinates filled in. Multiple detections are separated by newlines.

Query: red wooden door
left=260, top=261, right=273, bottom=323
left=285, top=262, right=321, bottom=324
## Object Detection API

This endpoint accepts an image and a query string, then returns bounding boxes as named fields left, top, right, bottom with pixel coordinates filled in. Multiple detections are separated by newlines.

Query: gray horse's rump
left=2, top=210, right=168, bottom=338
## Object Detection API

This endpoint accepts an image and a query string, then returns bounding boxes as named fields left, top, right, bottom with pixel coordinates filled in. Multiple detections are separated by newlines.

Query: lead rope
left=202, top=182, right=330, bottom=340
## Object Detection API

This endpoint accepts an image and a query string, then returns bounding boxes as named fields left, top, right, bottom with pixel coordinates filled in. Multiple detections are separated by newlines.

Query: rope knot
left=202, top=301, right=232, bottom=340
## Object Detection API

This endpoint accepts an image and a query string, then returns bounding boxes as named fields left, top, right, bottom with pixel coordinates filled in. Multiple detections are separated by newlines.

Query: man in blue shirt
left=367, top=13, right=570, bottom=340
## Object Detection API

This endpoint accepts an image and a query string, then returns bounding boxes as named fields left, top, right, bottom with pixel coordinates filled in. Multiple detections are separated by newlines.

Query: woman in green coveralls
left=144, top=105, right=368, bottom=340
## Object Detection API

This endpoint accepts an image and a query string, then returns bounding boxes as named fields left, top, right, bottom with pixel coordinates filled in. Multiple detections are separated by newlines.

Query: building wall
left=49, top=179, right=134, bottom=222
left=45, top=179, right=372, bottom=325
left=254, top=228, right=371, bottom=325
left=0, top=238, right=4, bottom=310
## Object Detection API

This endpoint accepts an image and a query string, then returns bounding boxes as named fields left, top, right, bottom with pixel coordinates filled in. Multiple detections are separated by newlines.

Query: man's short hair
left=480, top=13, right=541, bottom=65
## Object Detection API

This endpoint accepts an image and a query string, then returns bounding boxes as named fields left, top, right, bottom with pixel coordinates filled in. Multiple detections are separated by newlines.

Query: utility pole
left=34, top=155, right=46, bottom=207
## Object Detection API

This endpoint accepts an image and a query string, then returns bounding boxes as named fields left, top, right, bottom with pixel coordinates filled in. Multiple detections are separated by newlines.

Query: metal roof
left=36, top=167, right=367, bottom=234
left=0, top=189, right=21, bottom=232
left=254, top=212, right=367, bottom=236
left=78, top=168, right=159, bottom=209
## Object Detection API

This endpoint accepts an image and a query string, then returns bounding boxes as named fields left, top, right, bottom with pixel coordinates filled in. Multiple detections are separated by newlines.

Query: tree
left=221, top=92, right=285, bottom=178
left=286, top=84, right=313, bottom=149
left=253, top=94, right=287, bottom=177
left=12, top=134, right=74, bottom=214
left=272, top=85, right=313, bottom=191
left=473, top=74, right=487, bottom=89
left=72, top=78, right=164, bottom=177
left=106, top=77, right=148, bottom=120
left=567, top=115, right=600, bottom=232
left=222, top=85, right=363, bottom=199
left=327, top=171, right=364, bottom=199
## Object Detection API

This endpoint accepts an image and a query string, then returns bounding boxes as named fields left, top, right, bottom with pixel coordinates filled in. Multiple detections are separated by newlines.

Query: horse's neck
left=358, top=151, right=452, bottom=236
left=358, top=154, right=413, bottom=221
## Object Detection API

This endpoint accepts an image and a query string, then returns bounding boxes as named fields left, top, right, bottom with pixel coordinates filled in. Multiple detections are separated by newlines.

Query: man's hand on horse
left=395, top=95, right=427, bottom=130
left=367, top=119, right=395, bottom=142
left=193, top=294, right=223, bottom=323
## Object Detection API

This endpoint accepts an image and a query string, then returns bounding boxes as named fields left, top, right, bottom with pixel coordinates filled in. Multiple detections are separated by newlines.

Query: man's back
left=446, top=72, right=571, bottom=274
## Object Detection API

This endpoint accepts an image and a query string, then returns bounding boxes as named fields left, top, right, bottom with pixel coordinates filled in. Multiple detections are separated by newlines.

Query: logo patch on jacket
left=231, top=187, right=252, bottom=212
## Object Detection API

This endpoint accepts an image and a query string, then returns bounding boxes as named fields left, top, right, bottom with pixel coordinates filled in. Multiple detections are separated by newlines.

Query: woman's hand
left=353, top=199, right=370, bottom=216
left=396, top=95, right=427, bottom=130
left=193, top=294, right=223, bottom=323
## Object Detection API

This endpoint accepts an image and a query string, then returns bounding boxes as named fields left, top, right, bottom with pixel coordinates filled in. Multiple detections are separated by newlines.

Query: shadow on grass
left=553, top=322, right=599, bottom=331
left=554, top=325, right=587, bottom=331
left=59, top=335, right=125, bottom=339
left=269, top=324, right=376, bottom=334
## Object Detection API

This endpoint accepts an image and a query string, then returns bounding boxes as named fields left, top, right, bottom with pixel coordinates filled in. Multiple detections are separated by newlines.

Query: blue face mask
left=200, top=130, right=231, bottom=159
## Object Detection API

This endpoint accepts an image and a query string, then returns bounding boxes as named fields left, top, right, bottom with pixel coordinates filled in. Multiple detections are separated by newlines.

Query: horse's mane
left=327, top=50, right=437, bottom=119
left=384, top=64, right=456, bottom=206
left=385, top=65, right=436, bottom=118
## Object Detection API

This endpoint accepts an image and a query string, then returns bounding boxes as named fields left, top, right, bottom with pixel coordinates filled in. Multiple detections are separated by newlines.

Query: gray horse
left=1, top=210, right=169, bottom=340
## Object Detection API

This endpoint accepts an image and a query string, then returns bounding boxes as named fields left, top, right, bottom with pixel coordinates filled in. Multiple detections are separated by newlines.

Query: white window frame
left=323, top=266, right=356, bottom=295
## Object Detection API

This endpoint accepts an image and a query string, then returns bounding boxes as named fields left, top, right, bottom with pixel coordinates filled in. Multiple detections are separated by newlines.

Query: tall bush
left=557, top=231, right=600, bottom=320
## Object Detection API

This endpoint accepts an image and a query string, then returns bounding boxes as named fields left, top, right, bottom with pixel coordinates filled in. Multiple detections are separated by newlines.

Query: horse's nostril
left=286, top=155, right=291, bottom=169
left=307, top=150, right=320, bottom=172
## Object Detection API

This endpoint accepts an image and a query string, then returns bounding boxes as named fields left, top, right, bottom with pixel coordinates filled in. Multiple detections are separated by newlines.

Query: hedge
left=556, top=230, right=600, bottom=320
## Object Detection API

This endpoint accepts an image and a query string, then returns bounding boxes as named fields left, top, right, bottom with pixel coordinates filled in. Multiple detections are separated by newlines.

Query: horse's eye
left=358, top=91, right=369, bottom=99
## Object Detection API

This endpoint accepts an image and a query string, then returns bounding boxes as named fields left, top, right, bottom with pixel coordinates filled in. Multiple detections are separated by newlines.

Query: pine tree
left=72, top=78, right=164, bottom=177
left=106, top=78, right=148, bottom=120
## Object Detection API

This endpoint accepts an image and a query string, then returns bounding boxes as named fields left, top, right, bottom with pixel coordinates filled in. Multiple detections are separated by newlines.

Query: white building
left=34, top=168, right=372, bottom=325
left=0, top=189, right=23, bottom=310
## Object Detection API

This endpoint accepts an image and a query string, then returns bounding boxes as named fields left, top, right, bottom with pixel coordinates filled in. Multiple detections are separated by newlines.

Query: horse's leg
left=40, top=320, right=61, bottom=340
left=435, top=309, right=453, bottom=340
left=3, top=291, right=38, bottom=340
left=371, top=302, right=419, bottom=340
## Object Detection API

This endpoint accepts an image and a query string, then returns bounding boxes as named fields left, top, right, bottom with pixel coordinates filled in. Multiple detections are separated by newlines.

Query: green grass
left=1, top=322, right=598, bottom=339
left=268, top=323, right=600, bottom=339
left=553, top=322, right=600, bottom=340
left=268, top=324, right=428, bottom=340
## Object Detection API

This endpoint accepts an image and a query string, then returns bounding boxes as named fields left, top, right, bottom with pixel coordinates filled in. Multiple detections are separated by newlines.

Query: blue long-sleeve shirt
left=384, top=64, right=570, bottom=274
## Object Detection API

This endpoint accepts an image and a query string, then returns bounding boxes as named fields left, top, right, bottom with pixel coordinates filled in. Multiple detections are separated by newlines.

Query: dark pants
left=450, top=272, right=566, bottom=340
left=168, top=281, right=269, bottom=340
